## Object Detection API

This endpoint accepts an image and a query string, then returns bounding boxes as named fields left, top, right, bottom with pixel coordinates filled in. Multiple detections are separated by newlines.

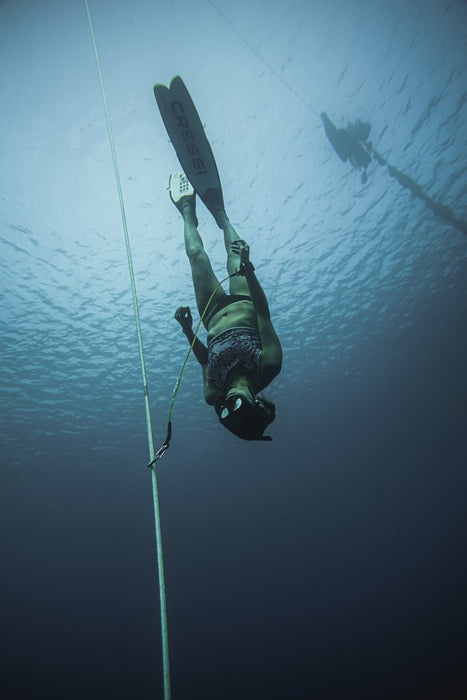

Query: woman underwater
left=170, top=172, right=282, bottom=441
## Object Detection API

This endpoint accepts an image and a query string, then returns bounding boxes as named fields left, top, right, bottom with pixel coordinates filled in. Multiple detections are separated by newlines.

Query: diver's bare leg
left=216, top=212, right=250, bottom=295
left=182, top=208, right=225, bottom=322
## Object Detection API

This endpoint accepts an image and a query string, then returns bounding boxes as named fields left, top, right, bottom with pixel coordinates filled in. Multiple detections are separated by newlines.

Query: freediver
left=321, top=112, right=372, bottom=179
left=320, top=111, right=467, bottom=235
left=170, top=172, right=283, bottom=441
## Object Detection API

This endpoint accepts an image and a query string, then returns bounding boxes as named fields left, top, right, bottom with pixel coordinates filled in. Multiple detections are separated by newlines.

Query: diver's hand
left=230, top=239, right=249, bottom=257
left=174, top=306, right=193, bottom=332
left=231, top=239, right=255, bottom=276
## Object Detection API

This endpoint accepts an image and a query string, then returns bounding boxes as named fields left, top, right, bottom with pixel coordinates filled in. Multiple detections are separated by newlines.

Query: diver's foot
left=169, top=172, right=198, bottom=226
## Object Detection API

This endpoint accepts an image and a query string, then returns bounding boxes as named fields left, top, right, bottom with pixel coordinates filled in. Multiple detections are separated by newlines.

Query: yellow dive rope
left=149, top=273, right=235, bottom=466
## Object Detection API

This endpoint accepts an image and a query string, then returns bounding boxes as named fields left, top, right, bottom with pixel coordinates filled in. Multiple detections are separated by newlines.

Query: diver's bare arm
left=182, top=328, right=208, bottom=366
left=243, top=267, right=271, bottom=319
left=243, top=266, right=282, bottom=378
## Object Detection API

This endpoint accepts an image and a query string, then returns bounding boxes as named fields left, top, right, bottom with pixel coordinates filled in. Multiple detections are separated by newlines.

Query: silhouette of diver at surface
left=321, top=112, right=467, bottom=236
left=321, top=112, right=372, bottom=178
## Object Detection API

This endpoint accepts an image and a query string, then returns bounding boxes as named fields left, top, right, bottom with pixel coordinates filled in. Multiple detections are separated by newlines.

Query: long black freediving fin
left=154, top=76, right=226, bottom=225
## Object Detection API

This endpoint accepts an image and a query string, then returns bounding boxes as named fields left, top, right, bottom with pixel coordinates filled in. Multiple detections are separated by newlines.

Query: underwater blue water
left=1, top=1, right=466, bottom=698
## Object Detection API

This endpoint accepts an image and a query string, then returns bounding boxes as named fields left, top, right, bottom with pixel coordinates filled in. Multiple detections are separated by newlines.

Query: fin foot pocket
left=202, top=187, right=227, bottom=227
left=169, top=172, right=198, bottom=226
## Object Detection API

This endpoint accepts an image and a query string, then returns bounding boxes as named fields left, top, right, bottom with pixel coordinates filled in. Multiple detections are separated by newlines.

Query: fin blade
left=154, top=76, right=224, bottom=215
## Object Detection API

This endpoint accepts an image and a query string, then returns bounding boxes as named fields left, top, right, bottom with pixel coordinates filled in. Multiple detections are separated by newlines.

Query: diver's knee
left=226, top=252, right=240, bottom=274
left=187, top=247, right=209, bottom=268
